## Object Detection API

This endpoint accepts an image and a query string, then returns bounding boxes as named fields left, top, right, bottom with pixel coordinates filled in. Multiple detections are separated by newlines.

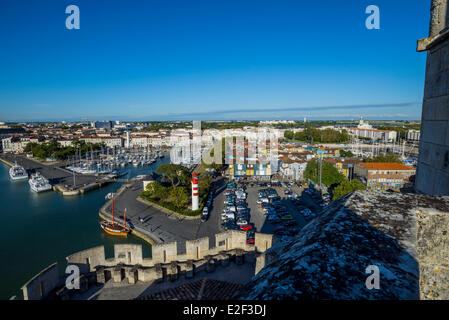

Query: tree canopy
left=332, top=179, right=366, bottom=200
left=169, top=187, right=190, bottom=209
left=144, top=181, right=168, bottom=201
left=340, top=150, right=355, bottom=158
left=284, top=125, right=349, bottom=143
left=156, top=164, right=191, bottom=187
left=365, top=152, right=402, bottom=163
left=304, top=158, right=345, bottom=187
left=24, top=139, right=104, bottom=160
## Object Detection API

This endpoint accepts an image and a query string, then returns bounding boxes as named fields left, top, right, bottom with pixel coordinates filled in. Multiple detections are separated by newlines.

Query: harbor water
left=0, top=155, right=170, bottom=299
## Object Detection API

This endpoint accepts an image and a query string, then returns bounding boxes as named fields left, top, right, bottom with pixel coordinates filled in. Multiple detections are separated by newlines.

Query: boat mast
left=124, top=208, right=127, bottom=231
left=112, top=196, right=115, bottom=224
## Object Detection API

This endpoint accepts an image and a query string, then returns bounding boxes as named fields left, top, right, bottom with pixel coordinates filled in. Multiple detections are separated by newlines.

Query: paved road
left=106, top=176, right=224, bottom=253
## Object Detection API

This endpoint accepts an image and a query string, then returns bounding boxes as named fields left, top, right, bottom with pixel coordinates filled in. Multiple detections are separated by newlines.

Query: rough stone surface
left=236, top=191, right=449, bottom=300
left=416, top=0, right=449, bottom=196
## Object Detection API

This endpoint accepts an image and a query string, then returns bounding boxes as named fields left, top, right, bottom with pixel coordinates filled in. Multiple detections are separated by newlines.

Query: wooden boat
left=100, top=196, right=129, bottom=236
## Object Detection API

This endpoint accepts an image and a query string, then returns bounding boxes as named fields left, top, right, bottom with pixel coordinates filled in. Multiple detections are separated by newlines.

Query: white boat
left=105, top=192, right=115, bottom=200
left=28, top=172, right=52, bottom=193
left=9, top=163, right=28, bottom=180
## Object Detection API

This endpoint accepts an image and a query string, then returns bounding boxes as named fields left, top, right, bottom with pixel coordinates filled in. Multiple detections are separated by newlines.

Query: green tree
left=340, top=150, right=354, bottom=157
left=366, top=152, right=402, bottom=163
left=284, top=130, right=294, bottom=140
left=332, top=179, right=366, bottom=200
left=169, top=187, right=189, bottom=209
left=198, top=173, right=212, bottom=197
left=145, top=181, right=168, bottom=201
left=304, top=158, right=345, bottom=187
left=156, top=164, right=191, bottom=187
left=23, top=142, right=37, bottom=153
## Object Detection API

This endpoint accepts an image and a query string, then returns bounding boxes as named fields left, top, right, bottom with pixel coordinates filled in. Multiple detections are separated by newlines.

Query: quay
left=0, top=154, right=118, bottom=196
left=99, top=175, right=227, bottom=252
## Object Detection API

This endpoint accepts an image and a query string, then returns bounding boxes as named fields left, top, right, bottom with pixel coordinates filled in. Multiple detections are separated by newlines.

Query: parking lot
left=215, top=178, right=334, bottom=241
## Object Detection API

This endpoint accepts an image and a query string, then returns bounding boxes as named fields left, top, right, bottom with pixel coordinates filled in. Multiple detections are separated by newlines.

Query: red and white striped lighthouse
left=191, top=171, right=199, bottom=210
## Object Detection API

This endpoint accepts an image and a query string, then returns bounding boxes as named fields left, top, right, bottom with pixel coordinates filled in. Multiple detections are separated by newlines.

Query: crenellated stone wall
left=21, top=230, right=274, bottom=300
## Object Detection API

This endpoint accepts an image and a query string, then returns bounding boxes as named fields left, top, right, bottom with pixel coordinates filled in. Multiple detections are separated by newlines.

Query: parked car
left=201, top=207, right=209, bottom=222
left=236, top=219, right=248, bottom=226
left=239, top=224, right=253, bottom=231
left=268, top=216, right=282, bottom=223
left=281, top=215, right=294, bottom=220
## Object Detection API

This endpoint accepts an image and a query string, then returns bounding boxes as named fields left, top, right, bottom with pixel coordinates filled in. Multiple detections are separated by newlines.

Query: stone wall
left=21, top=263, right=60, bottom=300
left=416, top=0, right=449, bottom=196
left=415, top=207, right=449, bottom=299
left=237, top=191, right=449, bottom=300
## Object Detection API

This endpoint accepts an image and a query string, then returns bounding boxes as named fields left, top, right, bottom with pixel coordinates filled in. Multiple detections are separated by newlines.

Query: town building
left=354, top=162, right=416, bottom=191
left=325, top=158, right=362, bottom=180
left=348, top=117, right=397, bottom=142
left=406, top=129, right=420, bottom=142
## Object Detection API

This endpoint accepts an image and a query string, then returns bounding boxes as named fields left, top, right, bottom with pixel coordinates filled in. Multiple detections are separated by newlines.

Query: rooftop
left=360, top=162, right=416, bottom=171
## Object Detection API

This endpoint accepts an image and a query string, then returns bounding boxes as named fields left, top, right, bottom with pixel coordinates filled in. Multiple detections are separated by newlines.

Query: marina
left=0, top=147, right=165, bottom=196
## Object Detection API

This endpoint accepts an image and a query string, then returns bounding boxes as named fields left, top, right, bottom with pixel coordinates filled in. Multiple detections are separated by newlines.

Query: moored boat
left=28, top=172, right=52, bottom=192
left=100, top=196, right=129, bottom=236
left=9, top=162, right=28, bottom=181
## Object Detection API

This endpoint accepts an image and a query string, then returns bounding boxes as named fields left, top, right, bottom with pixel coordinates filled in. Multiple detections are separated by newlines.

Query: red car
left=240, top=224, right=253, bottom=231
left=246, top=238, right=255, bottom=245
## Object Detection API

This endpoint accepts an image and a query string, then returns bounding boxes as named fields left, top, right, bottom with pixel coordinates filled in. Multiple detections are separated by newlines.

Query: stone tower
left=416, top=0, right=449, bottom=195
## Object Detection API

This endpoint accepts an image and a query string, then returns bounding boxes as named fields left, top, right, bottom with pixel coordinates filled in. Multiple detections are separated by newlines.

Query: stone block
left=194, top=259, right=208, bottom=273
left=217, top=253, right=231, bottom=267
left=127, top=267, right=138, bottom=284
left=255, top=253, right=266, bottom=275
left=79, top=275, right=89, bottom=293
left=206, top=258, right=216, bottom=273
left=169, top=262, right=179, bottom=282
left=185, top=260, right=194, bottom=279
left=154, top=264, right=164, bottom=283
left=235, top=249, right=245, bottom=265
left=112, top=266, right=123, bottom=283
left=95, top=267, right=106, bottom=284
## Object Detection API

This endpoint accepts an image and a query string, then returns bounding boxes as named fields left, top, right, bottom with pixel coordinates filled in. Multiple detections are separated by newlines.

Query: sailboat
left=100, top=196, right=130, bottom=236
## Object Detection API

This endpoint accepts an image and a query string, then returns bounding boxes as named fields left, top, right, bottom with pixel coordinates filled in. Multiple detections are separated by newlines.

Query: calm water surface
left=0, top=156, right=169, bottom=299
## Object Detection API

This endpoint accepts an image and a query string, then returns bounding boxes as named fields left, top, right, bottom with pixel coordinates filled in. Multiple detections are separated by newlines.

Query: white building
left=2, top=137, right=28, bottom=153
left=406, top=129, right=420, bottom=142
left=349, top=117, right=397, bottom=142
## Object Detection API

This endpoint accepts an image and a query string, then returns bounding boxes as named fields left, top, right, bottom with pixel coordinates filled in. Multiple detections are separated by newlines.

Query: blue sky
left=0, top=0, right=429, bottom=121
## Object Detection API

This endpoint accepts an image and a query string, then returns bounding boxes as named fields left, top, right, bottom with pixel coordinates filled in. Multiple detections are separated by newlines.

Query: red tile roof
left=360, top=163, right=415, bottom=171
